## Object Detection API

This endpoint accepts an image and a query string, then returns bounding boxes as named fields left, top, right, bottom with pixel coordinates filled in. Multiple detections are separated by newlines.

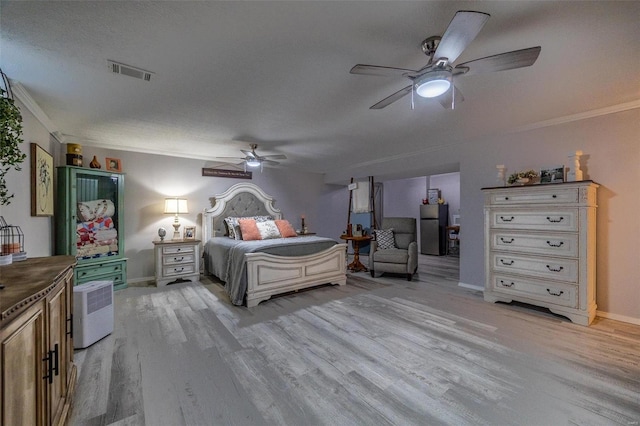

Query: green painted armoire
left=55, top=166, right=127, bottom=289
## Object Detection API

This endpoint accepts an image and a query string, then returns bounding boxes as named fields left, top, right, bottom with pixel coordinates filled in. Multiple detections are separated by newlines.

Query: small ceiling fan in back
left=214, top=144, right=287, bottom=172
left=350, top=10, right=541, bottom=109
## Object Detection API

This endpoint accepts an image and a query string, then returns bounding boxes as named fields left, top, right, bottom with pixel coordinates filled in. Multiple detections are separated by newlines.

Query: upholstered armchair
left=369, top=217, right=418, bottom=281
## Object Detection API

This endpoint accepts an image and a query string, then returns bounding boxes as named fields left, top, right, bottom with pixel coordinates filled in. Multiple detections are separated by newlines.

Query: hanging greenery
left=0, top=84, right=27, bottom=206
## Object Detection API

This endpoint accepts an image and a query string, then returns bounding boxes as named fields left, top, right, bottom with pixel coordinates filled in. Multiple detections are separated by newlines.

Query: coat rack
left=346, top=176, right=378, bottom=236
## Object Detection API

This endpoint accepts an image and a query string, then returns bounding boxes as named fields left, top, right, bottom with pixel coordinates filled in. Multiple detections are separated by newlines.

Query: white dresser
left=482, top=181, right=598, bottom=325
left=153, top=239, right=201, bottom=287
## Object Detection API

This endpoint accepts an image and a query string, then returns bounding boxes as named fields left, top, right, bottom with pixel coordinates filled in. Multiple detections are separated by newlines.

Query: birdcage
left=0, top=216, right=25, bottom=261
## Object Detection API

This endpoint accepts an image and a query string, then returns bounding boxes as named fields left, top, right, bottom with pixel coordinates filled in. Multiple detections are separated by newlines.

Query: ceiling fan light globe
left=416, top=79, right=451, bottom=98
left=245, top=159, right=261, bottom=168
left=415, top=69, right=452, bottom=98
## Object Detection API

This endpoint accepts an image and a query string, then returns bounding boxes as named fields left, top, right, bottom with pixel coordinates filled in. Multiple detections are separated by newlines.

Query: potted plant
left=0, top=86, right=26, bottom=206
left=508, top=169, right=539, bottom=185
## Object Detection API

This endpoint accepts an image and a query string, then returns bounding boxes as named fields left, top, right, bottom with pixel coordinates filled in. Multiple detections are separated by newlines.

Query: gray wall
left=5, top=98, right=639, bottom=324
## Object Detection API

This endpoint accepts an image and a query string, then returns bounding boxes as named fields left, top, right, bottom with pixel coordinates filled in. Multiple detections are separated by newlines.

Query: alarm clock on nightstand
left=158, top=227, right=167, bottom=241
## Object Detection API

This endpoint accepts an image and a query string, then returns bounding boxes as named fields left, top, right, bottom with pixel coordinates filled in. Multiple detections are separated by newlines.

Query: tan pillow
left=275, top=219, right=297, bottom=238
left=238, top=219, right=261, bottom=241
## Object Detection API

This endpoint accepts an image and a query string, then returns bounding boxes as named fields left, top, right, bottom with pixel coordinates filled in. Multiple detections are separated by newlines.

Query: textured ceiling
left=1, top=1, right=639, bottom=183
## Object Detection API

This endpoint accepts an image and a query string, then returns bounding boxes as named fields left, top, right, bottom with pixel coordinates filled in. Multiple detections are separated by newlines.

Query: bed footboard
left=245, top=243, right=347, bottom=307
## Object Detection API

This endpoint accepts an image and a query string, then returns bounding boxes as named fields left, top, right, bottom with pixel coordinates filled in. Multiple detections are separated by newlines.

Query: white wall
left=0, top=98, right=57, bottom=257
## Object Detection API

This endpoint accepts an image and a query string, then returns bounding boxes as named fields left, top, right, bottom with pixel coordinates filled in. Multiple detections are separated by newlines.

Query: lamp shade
left=164, top=198, right=188, bottom=214
left=415, top=69, right=452, bottom=98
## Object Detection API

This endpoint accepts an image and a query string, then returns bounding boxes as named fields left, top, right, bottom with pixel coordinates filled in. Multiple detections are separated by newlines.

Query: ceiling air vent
left=107, top=60, right=153, bottom=82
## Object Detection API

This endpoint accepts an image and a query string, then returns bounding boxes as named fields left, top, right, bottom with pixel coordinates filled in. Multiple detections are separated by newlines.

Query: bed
left=203, top=182, right=347, bottom=307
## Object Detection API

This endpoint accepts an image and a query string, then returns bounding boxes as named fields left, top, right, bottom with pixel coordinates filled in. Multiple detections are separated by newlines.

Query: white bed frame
left=203, top=183, right=347, bottom=307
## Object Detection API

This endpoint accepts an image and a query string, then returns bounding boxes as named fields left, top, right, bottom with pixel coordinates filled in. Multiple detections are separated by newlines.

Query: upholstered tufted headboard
left=202, top=183, right=282, bottom=242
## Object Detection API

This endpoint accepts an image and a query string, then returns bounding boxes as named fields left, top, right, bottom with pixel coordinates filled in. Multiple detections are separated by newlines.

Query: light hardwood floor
left=70, top=254, right=640, bottom=425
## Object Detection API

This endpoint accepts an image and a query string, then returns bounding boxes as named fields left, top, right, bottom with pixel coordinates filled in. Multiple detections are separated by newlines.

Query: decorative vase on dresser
left=482, top=181, right=598, bottom=325
left=55, top=166, right=127, bottom=289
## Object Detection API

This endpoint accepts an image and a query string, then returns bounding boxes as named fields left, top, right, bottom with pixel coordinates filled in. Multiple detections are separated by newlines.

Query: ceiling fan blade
left=262, top=159, right=280, bottom=166
left=212, top=156, right=246, bottom=161
left=434, top=11, right=490, bottom=64
left=438, top=84, right=465, bottom=109
left=240, top=149, right=256, bottom=158
left=454, top=46, right=541, bottom=76
left=350, top=64, right=418, bottom=77
left=262, top=154, right=287, bottom=160
left=370, top=85, right=413, bottom=109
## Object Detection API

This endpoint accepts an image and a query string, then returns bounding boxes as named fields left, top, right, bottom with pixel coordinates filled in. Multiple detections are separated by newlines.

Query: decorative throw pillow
left=257, top=220, right=281, bottom=239
left=238, top=219, right=261, bottom=241
left=223, top=217, right=241, bottom=240
left=375, top=228, right=396, bottom=250
left=274, top=219, right=297, bottom=238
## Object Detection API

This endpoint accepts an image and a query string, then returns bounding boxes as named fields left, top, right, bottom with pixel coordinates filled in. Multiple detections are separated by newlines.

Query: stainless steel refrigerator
left=420, top=204, right=448, bottom=255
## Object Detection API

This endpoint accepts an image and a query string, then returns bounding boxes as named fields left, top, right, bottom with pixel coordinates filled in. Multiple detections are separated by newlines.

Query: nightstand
left=153, top=239, right=201, bottom=287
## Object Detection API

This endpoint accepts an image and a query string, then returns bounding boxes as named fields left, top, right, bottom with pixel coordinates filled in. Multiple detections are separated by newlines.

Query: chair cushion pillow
left=375, top=228, right=396, bottom=250
left=372, top=248, right=409, bottom=263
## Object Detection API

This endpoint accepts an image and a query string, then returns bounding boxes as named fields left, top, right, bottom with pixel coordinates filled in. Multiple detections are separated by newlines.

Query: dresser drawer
left=76, top=260, right=124, bottom=280
left=488, top=187, right=580, bottom=205
left=163, top=263, right=196, bottom=277
left=163, top=253, right=195, bottom=265
left=491, top=253, right=578, bottom=282
left=491, top=231, right=579, bottom=257
left=162, top=245, right=195, bottom=255
left=489, top=209, right=578, bottom=232
left=491, top=274, right=578, bottom=308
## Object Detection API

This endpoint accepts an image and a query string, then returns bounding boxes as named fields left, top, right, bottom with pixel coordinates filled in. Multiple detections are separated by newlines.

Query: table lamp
left=164, top=197, right=188, bottom=240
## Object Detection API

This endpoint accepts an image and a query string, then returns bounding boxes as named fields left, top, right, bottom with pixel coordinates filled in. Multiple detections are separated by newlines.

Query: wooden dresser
left=482, top=181, right=598, bottom=325
left=0, top=256, right=77, bottom=425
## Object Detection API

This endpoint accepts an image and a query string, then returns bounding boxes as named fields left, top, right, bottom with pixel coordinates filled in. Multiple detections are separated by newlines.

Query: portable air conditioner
left=73, top=280, right=114, bottom=349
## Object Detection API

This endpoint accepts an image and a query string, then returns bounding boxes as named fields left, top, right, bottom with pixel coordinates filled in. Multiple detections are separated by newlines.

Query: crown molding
left=9, top=80, right=59, bottom=136
left=512, top=99, right=640, bottom=134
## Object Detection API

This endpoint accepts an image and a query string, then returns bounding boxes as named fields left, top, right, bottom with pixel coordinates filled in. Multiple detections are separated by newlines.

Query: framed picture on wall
left=30, top=143, right=54, bottom=216
left=428, top=188, right=440, bottom=205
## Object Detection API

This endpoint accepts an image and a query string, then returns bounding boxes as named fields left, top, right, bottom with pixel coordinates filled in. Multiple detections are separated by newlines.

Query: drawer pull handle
left=500, top=259, right=514, bottom=266
left=174, top=256, right=184, bottom=262
left=504, top=197, right=509, bottom=200
left=499, top=280, right=514, bottom=288
left=500, top=216, right=515, bottom=222
left=176, top=248, right=182, bottom=252
left=546, top=265, right=564, bottom=272
left=174, top=267, right=184, bottom=273
left=546, top=216, right=564, bottom=223
left=500, top=237, right=514, bottom=244
left=552, top=194, right=557, bottom=198
left=546, top=241, right=564, bottom=248
left=546, top=289, right=564, bottom=297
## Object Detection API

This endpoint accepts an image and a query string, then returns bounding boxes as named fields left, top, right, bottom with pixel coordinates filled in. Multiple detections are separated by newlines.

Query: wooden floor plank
left=70, top=254, right=640, bottom=426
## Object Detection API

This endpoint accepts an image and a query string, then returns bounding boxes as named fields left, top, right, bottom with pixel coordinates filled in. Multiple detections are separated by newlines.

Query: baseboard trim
left=596, top=310, right=640, bottom=326
left=458, top=282, right=483, bottom=291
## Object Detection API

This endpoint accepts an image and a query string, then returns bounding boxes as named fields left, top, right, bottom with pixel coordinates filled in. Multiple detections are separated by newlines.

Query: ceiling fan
left=214, top=144, right=287, bottom=172
left=350, top=10, right=541, bottom=110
